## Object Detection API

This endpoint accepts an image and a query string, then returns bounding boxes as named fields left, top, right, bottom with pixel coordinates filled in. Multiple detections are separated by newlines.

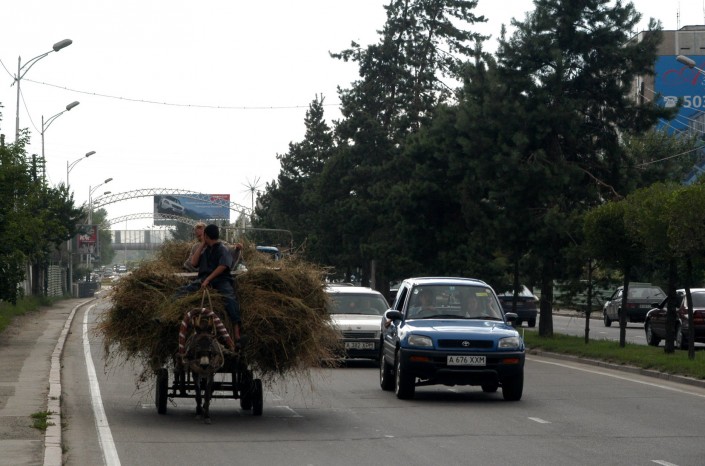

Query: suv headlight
left=498, top=336, right=521, bottom=349
left=408, top=334, right=433, bottom=347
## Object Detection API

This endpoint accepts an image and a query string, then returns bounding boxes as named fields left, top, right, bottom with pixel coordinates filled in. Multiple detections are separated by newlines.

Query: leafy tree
left=584, top=200, right=644, bottom=346
left=624, top=182, right=681, bottom=353
left=622, top=130, right=702, bottom=190
left=0, top=130, right=83, bottom=301
left=667, top=183, right=705, bottom=359
left=326, top=0, right=488, bottom=292
left=255, top=95, right=335, bottom=260
left=494, top=0, right=671, bottom=336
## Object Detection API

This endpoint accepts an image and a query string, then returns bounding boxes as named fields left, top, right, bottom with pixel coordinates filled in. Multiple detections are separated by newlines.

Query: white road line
left=652, top=461, right=680, bottom=466
left=529, top=357, right=705, bottom=398
left=528, top=417, right=551, bottom=424
left=84, top=305, right=121, bottom=466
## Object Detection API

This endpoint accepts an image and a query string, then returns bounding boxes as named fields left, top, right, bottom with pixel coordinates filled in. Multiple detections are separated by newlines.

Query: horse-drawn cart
left=155, top=282, right=264, bottom=421
left=154, top=352, right=264, bottom=417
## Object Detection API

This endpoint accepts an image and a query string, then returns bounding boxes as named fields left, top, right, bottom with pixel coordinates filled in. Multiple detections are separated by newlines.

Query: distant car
left=256, top=245, right=281, bottom=261
left=325, top=285, right=389, bottom=360
left=380, top=277, right=525, bottom=400
left=158, top=195, right=185, bottom=215
left=645, top=288, right=705, bottom=349
left=603, top=283, right=665, bottom=326
left=497, top=285, right=538, bottom=327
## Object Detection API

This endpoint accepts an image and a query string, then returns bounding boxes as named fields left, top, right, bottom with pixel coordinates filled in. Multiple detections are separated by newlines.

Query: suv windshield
left=407, top=284, right=503, bottom=320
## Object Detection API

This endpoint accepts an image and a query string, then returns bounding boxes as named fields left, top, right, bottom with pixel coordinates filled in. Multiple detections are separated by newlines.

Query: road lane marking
left=652, top=461, right=680, bottom=466
left=529, top=357, right=705, bottom=398
left=84, top=305, right=121, bottom=466
left=528, top=417, right=551, bottom=424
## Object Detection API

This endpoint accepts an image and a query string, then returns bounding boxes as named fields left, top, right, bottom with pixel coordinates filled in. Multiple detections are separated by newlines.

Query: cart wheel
left=252, top=379, right=263, bottom=416
left=155, top=368, right=169, bottom=414
left=238, top=369, right=253, bottom=410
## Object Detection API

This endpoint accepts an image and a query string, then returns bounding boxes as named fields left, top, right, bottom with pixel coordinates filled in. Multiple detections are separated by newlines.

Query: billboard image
left=654, top=55, right=705, bottom=132
left=77, top=224, right=99, bottom=255
left=154, top=194, right=231, bottom=225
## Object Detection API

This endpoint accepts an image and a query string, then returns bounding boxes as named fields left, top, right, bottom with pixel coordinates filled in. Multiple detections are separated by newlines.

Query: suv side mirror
left=385, top=309, right=402, bottom=321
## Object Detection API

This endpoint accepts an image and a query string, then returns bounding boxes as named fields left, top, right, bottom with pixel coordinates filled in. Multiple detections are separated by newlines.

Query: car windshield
left=328, top=294, right=389, bottom=316
left=627, top=286, right=665, bottom=300
left=407, top=284, right=504, bottom=320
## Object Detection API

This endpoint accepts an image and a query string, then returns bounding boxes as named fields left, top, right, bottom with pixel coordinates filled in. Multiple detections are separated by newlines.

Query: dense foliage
left=254, top=0, right=701, bottom=338
left=0, top=132, right=83, bottom=303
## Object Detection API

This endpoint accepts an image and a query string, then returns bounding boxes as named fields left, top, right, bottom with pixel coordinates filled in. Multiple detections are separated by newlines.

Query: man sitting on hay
left=175, top=224, right=241, bottom=342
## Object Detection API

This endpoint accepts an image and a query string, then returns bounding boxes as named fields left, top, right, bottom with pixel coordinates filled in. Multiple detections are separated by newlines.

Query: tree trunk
left=664, top=259, right=678, bottom=353
left=538, top=261, right=554, bottom=337
left=584, top=259, right=593, bottom=345
left=686, top=257, right=695, bottom=360
left=619, top=270, right=629, bottom=348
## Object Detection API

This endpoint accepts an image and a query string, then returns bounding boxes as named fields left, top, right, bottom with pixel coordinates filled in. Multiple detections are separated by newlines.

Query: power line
left=23, top=78, right=342, bottom=110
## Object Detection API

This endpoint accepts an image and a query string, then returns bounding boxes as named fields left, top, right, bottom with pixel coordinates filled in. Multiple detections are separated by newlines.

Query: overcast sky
left=0, top=1, right=702, bottom=230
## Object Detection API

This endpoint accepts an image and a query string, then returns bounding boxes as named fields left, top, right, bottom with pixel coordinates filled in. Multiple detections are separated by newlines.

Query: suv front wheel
left=380, top=352, right=394, bottom=391
left=394, top=352, right=415, bottom=399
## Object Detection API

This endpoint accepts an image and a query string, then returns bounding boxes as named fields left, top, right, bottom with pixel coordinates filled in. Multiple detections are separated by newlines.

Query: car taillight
left=626, top=303, right=638, bottom=309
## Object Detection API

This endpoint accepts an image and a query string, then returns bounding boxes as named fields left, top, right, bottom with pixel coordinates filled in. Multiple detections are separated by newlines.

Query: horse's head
left=187, top=311, right=225, bottom=375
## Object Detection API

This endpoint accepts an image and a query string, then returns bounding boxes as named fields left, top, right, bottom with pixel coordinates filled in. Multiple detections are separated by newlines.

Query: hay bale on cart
left=97, top=241, right=342, bottom=386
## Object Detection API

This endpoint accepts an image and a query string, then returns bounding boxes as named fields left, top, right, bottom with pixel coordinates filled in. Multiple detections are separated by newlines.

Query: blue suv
left=380, top=277, right=525, bottom=400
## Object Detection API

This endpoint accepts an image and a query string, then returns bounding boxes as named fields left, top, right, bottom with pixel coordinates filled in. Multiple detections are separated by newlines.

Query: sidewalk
left=0, top=298, right=91, bottom=466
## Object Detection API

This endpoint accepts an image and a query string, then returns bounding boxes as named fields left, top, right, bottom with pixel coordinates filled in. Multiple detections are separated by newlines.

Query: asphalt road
left=60, top=300, right=705, bottom=466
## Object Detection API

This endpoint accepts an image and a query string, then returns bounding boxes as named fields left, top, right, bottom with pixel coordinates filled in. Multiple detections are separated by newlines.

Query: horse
left=177, top=307, right=231, bottom=424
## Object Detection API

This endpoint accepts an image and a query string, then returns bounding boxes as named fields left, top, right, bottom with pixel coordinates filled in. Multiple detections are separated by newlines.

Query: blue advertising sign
left=153, top=194, right=231, bottom=225
left=654, top=55, right=705, bottom=132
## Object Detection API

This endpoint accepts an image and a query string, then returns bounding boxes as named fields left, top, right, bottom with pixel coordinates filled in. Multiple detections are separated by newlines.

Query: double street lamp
left=13, top=39, right=73, bottom=141
left=66, top=150, right=96, bottom=293
left=85, top=179, right=113, bottom=271
left=88, top=178, right=113, bottom=224
left=67, top=151, right=96, bottom=187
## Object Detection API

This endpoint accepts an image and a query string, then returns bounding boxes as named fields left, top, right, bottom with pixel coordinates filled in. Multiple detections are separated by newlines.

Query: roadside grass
left=522, top=330, right=705, bottom=380
left=0, top=296, right=57, bottom=334
left=31, top=410, right=55, bottom=431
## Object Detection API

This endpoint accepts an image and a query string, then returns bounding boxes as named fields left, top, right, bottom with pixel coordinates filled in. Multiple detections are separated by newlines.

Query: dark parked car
left=645, top=288, right=705, bottom=349
left=602, top=283, right=665, bottom=327
left=497, top=285, right=538, bottom=327
left=380, top=277, right=525, bottom=400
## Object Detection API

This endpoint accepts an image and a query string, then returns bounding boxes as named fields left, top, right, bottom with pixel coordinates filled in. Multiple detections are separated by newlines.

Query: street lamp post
left=677, top=55, right=705, bottom=76
left=66, top=151, right=95, bottom=296
left=88, top=178, right=113, bottom=224
left=87, top=179, right=113, bottom=270
left=42, top=101, right=80, bottom=163
left=13, top=39, right=73, bottom=141
left=66, top=151, right=96, bottom=187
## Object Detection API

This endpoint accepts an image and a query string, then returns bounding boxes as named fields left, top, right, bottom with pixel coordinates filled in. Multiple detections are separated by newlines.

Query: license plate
left=447, top=355, right=486, bottom=366
left=345, top=341, right=375, bottom=350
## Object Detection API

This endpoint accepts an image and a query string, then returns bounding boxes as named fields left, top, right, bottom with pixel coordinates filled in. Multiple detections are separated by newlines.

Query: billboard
left=153, top=194, right=231, bottom=225
left=654, top=55, right=705, bottom=132
left=77, top=224, right=99, bottom=255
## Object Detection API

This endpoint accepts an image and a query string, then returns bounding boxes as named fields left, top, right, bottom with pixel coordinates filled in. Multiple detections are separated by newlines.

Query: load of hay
left=97, top=241, right=342, bottom=384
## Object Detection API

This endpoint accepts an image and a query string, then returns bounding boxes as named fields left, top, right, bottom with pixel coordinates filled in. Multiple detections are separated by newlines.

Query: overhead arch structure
left=92, top=188, right=252, bottom=216
left=107, top=213, right=198, bottom=227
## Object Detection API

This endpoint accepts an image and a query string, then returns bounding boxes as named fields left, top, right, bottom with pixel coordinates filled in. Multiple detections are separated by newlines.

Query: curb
left=528, top=348, right=705, bottom=389
left=43, top=298, right=95, bottom=466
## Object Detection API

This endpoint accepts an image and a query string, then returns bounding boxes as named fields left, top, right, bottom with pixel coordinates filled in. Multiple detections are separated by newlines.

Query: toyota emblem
left=461, top=340, right=470, bottom=347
